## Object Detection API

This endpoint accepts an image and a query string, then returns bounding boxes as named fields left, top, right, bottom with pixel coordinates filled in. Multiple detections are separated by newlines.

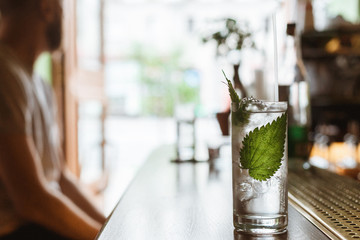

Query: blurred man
left=0, top=0, right=106, bottom=239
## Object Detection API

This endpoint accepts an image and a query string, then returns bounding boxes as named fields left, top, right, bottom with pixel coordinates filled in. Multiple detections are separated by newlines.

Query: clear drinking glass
left=231, top=99, right=288, bottom=234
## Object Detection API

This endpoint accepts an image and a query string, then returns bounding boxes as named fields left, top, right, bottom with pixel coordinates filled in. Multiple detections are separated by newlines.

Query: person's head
left=0, top=0, right=63, bottom=52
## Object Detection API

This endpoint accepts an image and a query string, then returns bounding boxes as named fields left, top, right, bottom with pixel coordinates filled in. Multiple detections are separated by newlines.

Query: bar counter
left=96, top=145, right=360, bottom=239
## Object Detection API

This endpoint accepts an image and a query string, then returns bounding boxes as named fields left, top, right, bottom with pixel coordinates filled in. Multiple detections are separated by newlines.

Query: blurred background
left=34, top=0, right=360, bottom=214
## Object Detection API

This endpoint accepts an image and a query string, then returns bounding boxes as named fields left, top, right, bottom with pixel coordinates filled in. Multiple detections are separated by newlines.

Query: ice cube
left=236, top=169, right=257, bottom=201
left=253, top=180, right=272, bottom=194
left=245, top=190, right=280, bottom=214
left=237, top=182, right=254, bottom=201
left=245, top=177, right=281, bottom=214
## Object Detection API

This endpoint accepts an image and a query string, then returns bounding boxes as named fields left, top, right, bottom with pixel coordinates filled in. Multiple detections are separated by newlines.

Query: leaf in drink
left=240, top=113, right=287, bottom=181
left=223, top=71, right=250, bottom=127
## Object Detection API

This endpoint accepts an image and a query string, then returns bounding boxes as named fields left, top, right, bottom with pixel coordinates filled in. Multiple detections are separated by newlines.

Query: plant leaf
left=222, top=70, right=240, bottom=104
left=240, top=113, right=287, bottom=181
left=222, top=70, right=249, bottom=127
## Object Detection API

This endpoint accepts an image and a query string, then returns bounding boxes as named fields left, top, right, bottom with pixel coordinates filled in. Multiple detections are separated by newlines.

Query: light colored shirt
left=0, top=43, right=62, bottom=235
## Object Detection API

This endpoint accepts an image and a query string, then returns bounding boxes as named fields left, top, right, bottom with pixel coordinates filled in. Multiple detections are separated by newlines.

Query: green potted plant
left=203, top=18, right=255, bottom=135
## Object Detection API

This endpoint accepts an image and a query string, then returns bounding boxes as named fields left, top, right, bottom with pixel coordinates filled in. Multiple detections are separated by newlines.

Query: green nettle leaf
left=240, top=113, right=287, bottom=181
left=222, top=70, right=240, bottom=104
left=222, top=70, right=250, bottom=127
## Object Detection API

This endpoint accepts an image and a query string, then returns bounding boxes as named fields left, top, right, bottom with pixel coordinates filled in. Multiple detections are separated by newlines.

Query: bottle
left=304, top=0, right=315, bottom=32
left=286, top=23, right=312, bottom=160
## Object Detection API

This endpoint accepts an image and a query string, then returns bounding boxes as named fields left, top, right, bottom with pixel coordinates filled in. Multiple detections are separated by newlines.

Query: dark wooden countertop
left=96, top=145, right=330, bottom=240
